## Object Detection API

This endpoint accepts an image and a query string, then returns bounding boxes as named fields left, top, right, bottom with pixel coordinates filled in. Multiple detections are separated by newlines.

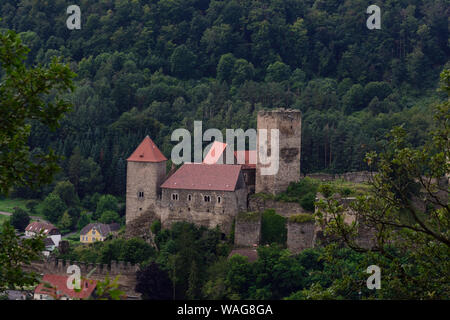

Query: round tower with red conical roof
left=126, top=136, right=167, bottom=224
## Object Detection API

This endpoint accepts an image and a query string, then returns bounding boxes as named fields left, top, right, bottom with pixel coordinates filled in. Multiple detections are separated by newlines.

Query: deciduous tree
left=0, top=29, right=75, bottom=195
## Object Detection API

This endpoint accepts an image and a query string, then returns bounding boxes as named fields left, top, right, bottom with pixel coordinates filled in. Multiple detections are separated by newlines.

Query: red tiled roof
left=80, top=223, right=112, bottom=237
left=234, top=150, right=257, bottom=169
left=203, top=141, right=256, bottom=169
left=160, top=163, right=242, bottom=191
left=127, top=136, right=167, bottom=163
left=203, top=141, right=228, bottom=164
left=25, top=222, right=59, bottom=235
left=35, top=274, right=97, bottom=300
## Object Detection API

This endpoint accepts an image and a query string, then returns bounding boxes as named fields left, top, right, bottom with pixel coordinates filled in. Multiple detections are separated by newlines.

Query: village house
left=34, top=274, right=97, bottom=300
left=43, top=237, right=57, bottom=253
left=80, top=223, right=120, bottom=243
left=24, top=221, right=61, bottom=256
left=25, top=221, right=61, bottom=245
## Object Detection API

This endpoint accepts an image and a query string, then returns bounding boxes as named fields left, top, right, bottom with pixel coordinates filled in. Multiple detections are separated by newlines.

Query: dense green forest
left=1, top=0, right=448, bottom=201
left=1, top=0, right=448, bottom=301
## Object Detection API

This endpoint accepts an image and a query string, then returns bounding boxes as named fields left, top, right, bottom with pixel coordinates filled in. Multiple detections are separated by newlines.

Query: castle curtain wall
left=160, top=188, right=247, bottom=233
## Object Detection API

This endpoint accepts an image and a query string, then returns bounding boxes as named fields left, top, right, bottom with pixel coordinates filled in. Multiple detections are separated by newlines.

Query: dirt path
left=0, top=211, right=49, bottom=223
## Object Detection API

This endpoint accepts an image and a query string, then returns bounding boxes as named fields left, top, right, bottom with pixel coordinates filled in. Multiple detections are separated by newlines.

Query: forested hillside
left=1, top=0, right=448, bottom=199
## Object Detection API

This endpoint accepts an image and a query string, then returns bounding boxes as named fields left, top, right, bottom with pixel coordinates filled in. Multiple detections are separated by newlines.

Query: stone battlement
left=257, top=108, right=301, bottom=115
left=27, top=257, right=139, bottom=276
left=23, top=257, right=140, bottom=297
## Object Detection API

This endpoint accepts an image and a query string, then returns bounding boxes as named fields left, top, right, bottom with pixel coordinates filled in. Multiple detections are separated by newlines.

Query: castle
left=125, top=108, right=302, bottom=234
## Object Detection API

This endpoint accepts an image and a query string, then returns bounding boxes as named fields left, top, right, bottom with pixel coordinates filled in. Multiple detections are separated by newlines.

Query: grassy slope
left=0, top=214, right=10, bottom=225
left=0, top=198, right=46, bottom=219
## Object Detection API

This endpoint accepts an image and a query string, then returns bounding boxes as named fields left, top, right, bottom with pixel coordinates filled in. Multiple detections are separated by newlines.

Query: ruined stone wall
left=355, top=222, right=377, bottom=250
left=23, top=258, right=140, bottom=298
left=159, top=188, right=247, bottom=234
left=287, top=221, right=316, bottom=254
left=124, top=210, right=158, bottom=247
left=256, top=108, right=301, bottom=195
left=248, top=195, right=307, bottom=218
left=314, top=195, right=377, bottom=249
left=305, top=171, right=374, bottom=183
left=234, top=213, right=261, bottom=247
left=126, top=161, right=166, bottom=224
left=234, top=194, right=377, bottom=252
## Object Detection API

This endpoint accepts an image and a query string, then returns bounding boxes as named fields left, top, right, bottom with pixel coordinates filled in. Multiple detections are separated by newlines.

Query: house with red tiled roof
left=34, top=274, right=97, bottom=300
left=25, top=222, right=61, bottom=255
left=25, top=221, right=60, bottom=237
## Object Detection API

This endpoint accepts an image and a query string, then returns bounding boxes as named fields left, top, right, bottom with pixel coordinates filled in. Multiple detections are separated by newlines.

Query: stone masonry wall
left=23, top=258, right=140, bottom=298
left=248, top=195, right=307, bottom=218
left=126, top=161, right=166, bottom=224
left=256, top=108, right=301, bottom=195
left=125, top=209, right=159, bottom=247
left=287, top=221, right=316, bottom=254
left=234, top=214, right=261, bottom=247
left=160, top=188, right=247, bottom=234
left=305, top=171, right=375, bottom=183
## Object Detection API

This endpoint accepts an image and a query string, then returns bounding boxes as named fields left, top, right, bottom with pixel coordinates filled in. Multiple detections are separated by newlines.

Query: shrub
left=10, top=207, right=30, bottom=231
left=261, top=209, right=287, bottom=245
left=300, top=193, right=316, bottom=212
left=340, top=187, right=352, bottom=197
left=288, top=214, right=314, bottom=223
left=318, top=184, right=334, bottom=198
left=150, top=220, right=161, bottom=235
left=237, top=211, right=260, bottom=222
left=275, top=178, right=319, bottom=212
left=25, top=200, right=39, bottom=214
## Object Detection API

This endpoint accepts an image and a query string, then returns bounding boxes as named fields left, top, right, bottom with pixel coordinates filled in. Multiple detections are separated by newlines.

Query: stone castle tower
left=255, top=108, right=301, bottom=195
left=126, top=136, right=167, bottom=224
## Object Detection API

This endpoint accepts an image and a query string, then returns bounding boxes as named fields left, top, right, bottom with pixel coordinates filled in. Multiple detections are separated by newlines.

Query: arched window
left=204, top=195, right=211, bottom=202
left=172, top=193, right=179, bottom=201
left=217, top=196, right=222, bottom=204
left=188, top=194, right=192, bottom=201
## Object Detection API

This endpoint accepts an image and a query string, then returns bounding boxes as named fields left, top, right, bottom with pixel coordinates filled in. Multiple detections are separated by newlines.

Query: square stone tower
left=126, top=136, right=167, bottom=224
left=255, top=108, right=301, bottom=195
